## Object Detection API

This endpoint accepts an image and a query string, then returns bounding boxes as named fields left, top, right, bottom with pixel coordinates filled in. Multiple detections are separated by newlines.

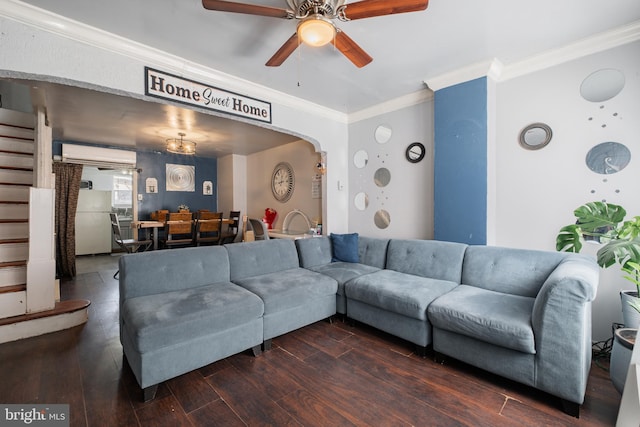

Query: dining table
left=132, top=217, right=234, bottom=250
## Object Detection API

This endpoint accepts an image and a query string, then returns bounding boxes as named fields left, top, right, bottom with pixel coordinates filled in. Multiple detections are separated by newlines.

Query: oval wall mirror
left=374, top=168, right=391, bottom=187
left=354, top=192, right=369, bottom=211
left=586, top=142, right=631, bottom=175
left=374, top=124, right=392, bottom=144
left=353, top=150, right=369, bottom=168
left=519, top=123, right=552, bottom=150
left=580, top=69, right=625, bottom=102
left=374, top=210, right=391, bottom=229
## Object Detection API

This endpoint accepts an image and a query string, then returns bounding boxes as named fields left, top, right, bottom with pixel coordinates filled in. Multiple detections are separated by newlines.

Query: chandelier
left=166, top=132, right=196, bottom=155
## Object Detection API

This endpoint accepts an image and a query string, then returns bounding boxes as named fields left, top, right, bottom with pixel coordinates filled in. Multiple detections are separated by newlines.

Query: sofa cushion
left=225, top=239, right=300, bottom=281
left=428, top=285, right=536, bottom=354
left=346, top=269, right=458, bottom=320
left=462, top=246, right=566, bottom=297
left=232, top=268, right=338, bottom=314
left=385, top=239, right=467, bottom=283
left=296, top=236, right=389, bottom=269
left=307, top=262, right=380, bottom=297
left=331, top=233, right=360, bottom=263
left=122, top=282, right=264, bottom=353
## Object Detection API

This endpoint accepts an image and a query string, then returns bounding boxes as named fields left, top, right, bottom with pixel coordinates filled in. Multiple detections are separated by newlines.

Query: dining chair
left=248, top=218, right=270, bottom=240
left=162, top=212, right=194, bottom=249
left=110, top=213, right=153, bottom=279
left=221, top=210, right=241, bottom=244
left=194, top=211, right=224, bottom=246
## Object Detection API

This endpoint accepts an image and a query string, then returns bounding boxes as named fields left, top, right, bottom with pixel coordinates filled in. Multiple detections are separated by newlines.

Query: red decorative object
left=263, top=208, right=277, bottom=230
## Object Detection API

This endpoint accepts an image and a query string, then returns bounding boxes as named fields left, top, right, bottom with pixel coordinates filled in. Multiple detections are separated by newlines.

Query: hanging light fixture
left=297, top=14, right=336, bottom=47
left=166, top=132, right=196, bottom=155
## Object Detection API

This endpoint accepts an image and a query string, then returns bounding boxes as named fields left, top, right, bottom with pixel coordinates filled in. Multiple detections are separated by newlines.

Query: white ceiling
left=2, top=0, right=640, bottom=157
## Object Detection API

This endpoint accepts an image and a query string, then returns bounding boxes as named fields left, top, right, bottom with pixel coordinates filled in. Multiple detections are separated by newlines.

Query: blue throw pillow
left=331, top=233, right=359, bottom=263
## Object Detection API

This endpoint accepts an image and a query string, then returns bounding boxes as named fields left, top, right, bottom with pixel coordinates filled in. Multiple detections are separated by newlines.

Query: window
left=113, top=174, right=133, bottom=208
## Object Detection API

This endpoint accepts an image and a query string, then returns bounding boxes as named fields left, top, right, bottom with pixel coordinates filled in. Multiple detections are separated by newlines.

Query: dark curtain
left=53, top=163, right=83, bottom=278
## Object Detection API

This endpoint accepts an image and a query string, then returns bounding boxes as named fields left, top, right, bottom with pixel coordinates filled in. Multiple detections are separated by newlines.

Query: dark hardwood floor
left=0, top=254, right=622, bottom=426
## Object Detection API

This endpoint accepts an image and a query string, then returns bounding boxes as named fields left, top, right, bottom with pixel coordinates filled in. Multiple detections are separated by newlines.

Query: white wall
left=349, top=99, right=434, bottom=239
left=494, top=41, right=640, bottom=341
left=246, top=140, right=322, bottom=231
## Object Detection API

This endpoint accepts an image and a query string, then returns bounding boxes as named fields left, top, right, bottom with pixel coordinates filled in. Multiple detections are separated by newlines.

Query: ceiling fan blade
left=266, top=33, right=300, bottom=66
left=341, top=0, right=429, bottom=21
left=334, top=31, right=373, bottom=68
left=202, top=0, right=291, bottom=19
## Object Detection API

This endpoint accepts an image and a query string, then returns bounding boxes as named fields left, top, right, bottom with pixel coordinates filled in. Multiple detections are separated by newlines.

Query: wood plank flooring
left=0, top=254, right=622, bottom=426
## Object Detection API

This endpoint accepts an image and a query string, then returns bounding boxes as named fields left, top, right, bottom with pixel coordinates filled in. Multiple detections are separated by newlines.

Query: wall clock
left=271, top=162, right=295, bottom=202
left=405, top=142, right=425, bottom=163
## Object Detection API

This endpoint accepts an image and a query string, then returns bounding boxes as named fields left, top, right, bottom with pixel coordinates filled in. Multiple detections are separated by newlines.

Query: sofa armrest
left=531, top=254, right=599, bottom=402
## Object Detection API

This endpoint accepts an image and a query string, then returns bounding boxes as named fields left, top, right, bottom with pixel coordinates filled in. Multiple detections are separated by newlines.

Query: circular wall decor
left=519, top=123, right=552, bottom=150
left=374, top=168, right=391, bottom=187
left=585, top=142, right=631, bottom=175
left=354, top=192, right=369, bottom=211
left=166, top=164, right=195, bottom=192
left=271, top=162, right=295, bottom=202
left=580, top=69, right=625, bottom=103
left=374, top=210, right=391, bottom=229
left=353, top=150, right=369, bottom=168
left=374, top=124, right=392, bottom=144
left=405, top=142, right=426, bottom=163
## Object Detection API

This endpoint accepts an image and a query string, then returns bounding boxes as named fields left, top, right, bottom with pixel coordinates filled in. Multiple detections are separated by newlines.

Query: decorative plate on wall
left=166, top=164, right=195, bottom=192
left=585, top=142, right=631, bottom=175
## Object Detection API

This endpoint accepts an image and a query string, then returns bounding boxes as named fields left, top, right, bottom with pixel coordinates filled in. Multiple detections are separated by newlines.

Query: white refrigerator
left=75, top=190, right=112, bottom=255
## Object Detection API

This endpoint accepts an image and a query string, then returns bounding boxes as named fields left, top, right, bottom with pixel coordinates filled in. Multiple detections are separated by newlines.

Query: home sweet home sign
left=145, top=67, right=272, bottom=123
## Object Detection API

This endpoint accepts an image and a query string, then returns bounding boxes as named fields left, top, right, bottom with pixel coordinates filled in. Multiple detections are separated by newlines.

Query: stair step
left=0, top=238, right=28, bottom=244
left=0, top=290, right=26, bottom=319
left=0, top=242, right=28, bottom=262
left=0, top=109, right=36, bottom=129
left=0, top=263, right=27, bottom=288
left=0, top=185, right=29, bottom=202
left=0, top=169, right=32, bottom=185
left=0, top=124, right=35, bottom=140
left=0, top=284, right=26, bottom=294
left=0, top=152, right=34, bottom=171
left=0, top=299, right=90, bottom=327
left=0, top=261, right=27, bottom=268
left=0, top=203, right=29, bottom=220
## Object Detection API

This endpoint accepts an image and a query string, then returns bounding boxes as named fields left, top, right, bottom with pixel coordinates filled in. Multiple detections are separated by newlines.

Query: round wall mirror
left=374, top=168, right=391, bottom=187
left=374, top=124, right=392, bottom=144
left=519, top=123, right=552, bottom=150
left=353, top=150, right=369, bottom=168
left=354, top=192, right=369, bottom=211
left=374, top=210, right=391, bottom=229
left=586, top=142, right=631, bottom=174
left=580, top=69, right=625, bottom=102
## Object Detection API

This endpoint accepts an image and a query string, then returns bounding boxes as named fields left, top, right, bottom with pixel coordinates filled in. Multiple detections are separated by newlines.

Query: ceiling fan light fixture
left=297, top=15, right=336, bottom=47
left=166, top=132, right=196, bottom=155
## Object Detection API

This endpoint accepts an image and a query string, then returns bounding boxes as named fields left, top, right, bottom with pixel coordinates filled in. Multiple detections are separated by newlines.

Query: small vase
left=610, top=327, right=636, bottom=393
left=620, top=291, right=640, bottom=329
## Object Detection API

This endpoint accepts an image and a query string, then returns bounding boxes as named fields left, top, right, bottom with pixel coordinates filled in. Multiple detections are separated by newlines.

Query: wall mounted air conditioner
left=61, top=144, right=136, bottom=169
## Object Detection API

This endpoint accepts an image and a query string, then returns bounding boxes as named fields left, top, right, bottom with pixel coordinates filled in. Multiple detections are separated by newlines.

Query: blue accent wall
left=137, top=151, right=217, bottom=219
left=434, top=77, right=487, bottom=244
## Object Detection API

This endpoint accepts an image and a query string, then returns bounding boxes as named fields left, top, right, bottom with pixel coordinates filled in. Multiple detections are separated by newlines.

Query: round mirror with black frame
left=519, top=123, right=552, bottom=150
left=405, top=142, right=425, bottom=163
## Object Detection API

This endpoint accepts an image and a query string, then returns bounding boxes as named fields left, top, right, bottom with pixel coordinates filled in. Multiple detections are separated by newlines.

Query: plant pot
left=610, top=328, right=637, bottom=394
left=620, top=291, right=640, bottom=329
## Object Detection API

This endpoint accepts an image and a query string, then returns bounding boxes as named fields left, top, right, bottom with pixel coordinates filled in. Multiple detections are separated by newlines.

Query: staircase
left=0, top=117, right=34, bottom=319
left=0, top=107, right=89, bottom=343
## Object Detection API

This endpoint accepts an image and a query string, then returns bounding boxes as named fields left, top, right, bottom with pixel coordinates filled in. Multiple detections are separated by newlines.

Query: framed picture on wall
left=203, top=181, right=213, bottom=195
left=166, top=164, right=195, bottom=192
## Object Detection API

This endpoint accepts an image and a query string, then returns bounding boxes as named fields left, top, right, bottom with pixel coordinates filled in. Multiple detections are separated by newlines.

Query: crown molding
left=0, top=0, right=348, bottom=124
left=348, top=89, right=434, bottom=123
left=424, top=20, right=640, bottom=91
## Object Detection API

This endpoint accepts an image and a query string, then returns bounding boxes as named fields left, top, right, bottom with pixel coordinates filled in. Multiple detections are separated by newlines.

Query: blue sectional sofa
left=118, top=235, right=599, bottom=416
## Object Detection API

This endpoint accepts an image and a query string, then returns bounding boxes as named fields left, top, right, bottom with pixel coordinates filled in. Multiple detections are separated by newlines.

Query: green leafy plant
left=556, top=201, right=640, bottom=314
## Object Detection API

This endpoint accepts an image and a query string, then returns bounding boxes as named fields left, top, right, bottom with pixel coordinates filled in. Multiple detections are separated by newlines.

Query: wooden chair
left=162, top=212, right=193, bottom=249
left=221, top=210, right=241, bottom=244
left=110, top=213, right=152, bottom=278
left=194, top=211, right=223, bottom=246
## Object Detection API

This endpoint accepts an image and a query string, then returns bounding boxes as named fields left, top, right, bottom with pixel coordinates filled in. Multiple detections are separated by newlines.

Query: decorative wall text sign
left=145, top=67, right=272, bottom=124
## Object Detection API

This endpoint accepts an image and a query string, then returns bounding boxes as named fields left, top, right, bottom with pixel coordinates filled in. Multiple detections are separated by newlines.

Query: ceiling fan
left=201, top=0, right=429, bottom=68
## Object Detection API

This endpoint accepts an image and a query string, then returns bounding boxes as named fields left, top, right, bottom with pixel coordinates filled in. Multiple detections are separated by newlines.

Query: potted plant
left=178, top=204, right=190, bottom=213
left=556, top=201, right=640, bottom=327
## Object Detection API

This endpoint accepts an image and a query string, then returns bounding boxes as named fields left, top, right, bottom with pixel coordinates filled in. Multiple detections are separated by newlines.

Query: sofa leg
left=251, top=344, right=262, bottom=357
left=414, top=345, right=428, bottom=358
left=143, top=385, right=158, bottom=402
left=561, top=399, right=580, bottom=418
left=433, top=350, right=446, bottom=364
left=262, top=339, right=272, bottom=352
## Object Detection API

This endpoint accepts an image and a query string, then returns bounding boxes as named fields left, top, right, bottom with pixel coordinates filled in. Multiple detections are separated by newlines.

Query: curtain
left=53, top=163, right=83, bottom=278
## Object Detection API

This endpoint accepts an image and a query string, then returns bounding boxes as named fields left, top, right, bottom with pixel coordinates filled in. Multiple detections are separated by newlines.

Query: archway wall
left=0, top=13, right=350, bottom=233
